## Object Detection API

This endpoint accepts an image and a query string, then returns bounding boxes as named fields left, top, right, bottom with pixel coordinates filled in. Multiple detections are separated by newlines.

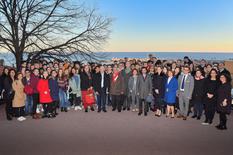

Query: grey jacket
left=177, top=73, right=194, bottom=99
left=128, top=76, right=140, bottom=97
left=137, top=74, right=153, bottom=99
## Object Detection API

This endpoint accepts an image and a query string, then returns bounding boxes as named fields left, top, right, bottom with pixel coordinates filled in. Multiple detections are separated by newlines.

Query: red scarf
left=112, top=72, right=119, bottom=82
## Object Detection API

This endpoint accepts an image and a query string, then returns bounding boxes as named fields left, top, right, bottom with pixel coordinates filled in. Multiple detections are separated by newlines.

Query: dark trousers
left=14, top=106, right=25, bottom=117
left=123, top=95, right=131, bottom=109
left=5, top=99, right=13, bottom=118
left=97, top=88, right=107, bottom=111
left=139, top=99, right=149, bottom=114
left=205, top=102, right=216, bottom=123
left=219, top=112, right=227, bottom=127
left=112, top=95, right=122, bottom=111
left=32, top=93, right=39, bottom=114
left=193, top=101, right=203, bottom=117
left=70, top=94, right=81, bottom=107
left=52, top=101, right=59, bottom=114
left=42, top=103, right=53, bottom=115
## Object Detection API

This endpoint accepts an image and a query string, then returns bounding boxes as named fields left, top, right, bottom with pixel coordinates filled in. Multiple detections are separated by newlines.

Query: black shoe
left=97, top=109, right=101, bottom=113
left=103, top=109, right=107, bottom=113
left=138, top=112, right=142, bottom=116
left=118, top=110, right=121, bottom=113
left=192, top=115, right=197, bottom=119
left=123, top=108, right=126, bottom=111
left=112, top=108, right=116, bottom=111
left=91, top=107, right=95, bottom=111
left=215, top=124, right=221, bottom=129
left=127, top=108, right=130, bottom=111
left=64, top=108, right=68, bottom=112
left=197, top=116, right=201, bottom=120
left=85, top=108, right=88, bottom=113
left=61, top=108, right=64, bottom=112
left=144, top=113, right=147, bottom=116
left=7, top=115, right=12, bottom=121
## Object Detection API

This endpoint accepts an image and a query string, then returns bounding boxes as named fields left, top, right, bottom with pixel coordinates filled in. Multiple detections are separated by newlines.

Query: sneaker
left=21, top=116, right=26, bottom=121
left=77, top=106, right=82, bottom=110
left=74, top=106, right=79, bottom=111
left=67, top=107, right=70, bottom=111
left=202, top=122, right=210, bottom=125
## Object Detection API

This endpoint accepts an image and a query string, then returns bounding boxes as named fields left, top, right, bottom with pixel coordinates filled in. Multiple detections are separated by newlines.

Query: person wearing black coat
left=191, top=70, right=205, bottom=120
left=80, top=65, right=94, bottom=112
left=3, top=69, right=16, bottom=120
left=93, top=66, right=110, bottom=112
left=202, top=69, right=220, bottom=125
left=216, top=73, right=232, bottom=130
left=153, top=66, right=166, bottom=116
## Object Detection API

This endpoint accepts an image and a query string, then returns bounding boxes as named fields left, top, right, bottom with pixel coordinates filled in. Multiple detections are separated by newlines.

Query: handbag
left=146, top=95, right=153, bottom=103
left=85, top=89, right=95, bottom=104
left=24, top=85, right=34, bottom=95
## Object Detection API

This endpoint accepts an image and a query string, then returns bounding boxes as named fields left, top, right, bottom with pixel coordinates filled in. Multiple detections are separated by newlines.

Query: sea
left=1, top=52, right=233, bottom=66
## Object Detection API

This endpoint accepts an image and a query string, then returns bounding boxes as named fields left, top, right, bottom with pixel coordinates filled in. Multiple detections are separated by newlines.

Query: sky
left=79, top=0, right=233, bottom=52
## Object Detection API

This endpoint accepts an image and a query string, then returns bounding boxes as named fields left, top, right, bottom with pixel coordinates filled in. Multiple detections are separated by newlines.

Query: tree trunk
left=15, top=52, right=23, bottom=71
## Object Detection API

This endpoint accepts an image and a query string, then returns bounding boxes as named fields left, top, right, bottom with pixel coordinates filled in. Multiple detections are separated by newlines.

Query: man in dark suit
left=218, top=62, right=231, bottom=76
left=93, top=66, right=110, bottom=112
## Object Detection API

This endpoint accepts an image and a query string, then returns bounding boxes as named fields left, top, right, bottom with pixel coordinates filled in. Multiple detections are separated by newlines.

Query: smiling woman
left=82, top=0, right=233, bottom=52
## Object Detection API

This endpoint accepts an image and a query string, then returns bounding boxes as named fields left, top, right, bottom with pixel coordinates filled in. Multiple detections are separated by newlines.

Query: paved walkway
left=0, top=105, right=232, bottom=155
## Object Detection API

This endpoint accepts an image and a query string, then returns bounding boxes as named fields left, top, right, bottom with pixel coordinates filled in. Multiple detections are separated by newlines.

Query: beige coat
left=12, top=80, right=26, bottom=108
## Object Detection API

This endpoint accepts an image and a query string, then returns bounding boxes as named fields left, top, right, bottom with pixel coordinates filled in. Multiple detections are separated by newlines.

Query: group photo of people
left=0, top=56, right=232, bottom=130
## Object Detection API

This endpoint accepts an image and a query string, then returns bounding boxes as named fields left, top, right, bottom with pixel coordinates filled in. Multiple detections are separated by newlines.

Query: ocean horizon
left=1, top=52, right=233, bottom=66
left=104, top=52, right=233, bottom=60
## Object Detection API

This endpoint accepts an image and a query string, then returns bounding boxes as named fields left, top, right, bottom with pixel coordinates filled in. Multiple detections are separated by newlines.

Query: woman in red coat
left=37, top=70, right=54, bottom=118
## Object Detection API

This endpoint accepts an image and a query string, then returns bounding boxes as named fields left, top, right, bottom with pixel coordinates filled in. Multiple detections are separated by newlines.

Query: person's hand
left=130, top=90, right=133, bottom=93
left=96, top=92, right=99, bottom=95
left=90, top=86, right=93, bottom=90
left=155, top=89, right=159, bottom=94
left=207, top=93, right=213, bottom=99
left=149, top=93, right=152, bottom=96
left=106, top=92, right=109, bottom=95
left=222, top=99, right=227, bottom=107
left=121, top=92, right=124, bottom=95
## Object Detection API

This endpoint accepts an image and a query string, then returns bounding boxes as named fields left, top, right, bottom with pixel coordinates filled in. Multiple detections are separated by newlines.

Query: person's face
left=183, top=67, right=189, bottom=74
left=220, top=75, right=226, bottom=83
left=219, top=63, right=224, bottom=70
left=157, top=67, right=162, bottom=73
left=100, top=66, right=105, bottom=73
left=195, top=71, right=202, bottom=78
left=126, top=62, right=131, bottom=68
left=210, top=70, right=217, bottom=78
left=119, top=64, right=124, bottom=70
left=107, top=66, right=112, bottom=73
left=95, top=67, right=100, bottom=73
left=10, top=70, right=15, bottom=78
left=18, top=74, right=23, bottom=80
left=168, top=71, right=173, bottom=77
left=71, top=68, right=76, bottom=74
left=142, top=69, right=147, bottom=74
left=132, top=70, right=138, bottom=76
left=34, top=63, right=39, bottom=69
left=25, top=71, right=30, bottom=78
left=84, top=66, right=89, bottom=73
left=163, top=68, right=167, bottom=73
left=33, top=69, right=39, bottom=76
left=175, top=68, right=180, bottom=74
left=206, top=65, right=212, bottom=72
left=43, top=71, right=48, bottom=78
left=52, top=71, right=57, bottom=78
left=4, top=68, right=9, bottom=75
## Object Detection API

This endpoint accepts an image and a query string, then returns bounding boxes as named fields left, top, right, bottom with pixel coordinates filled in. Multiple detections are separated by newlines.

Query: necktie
left=181, top=75, right=186, bottom=90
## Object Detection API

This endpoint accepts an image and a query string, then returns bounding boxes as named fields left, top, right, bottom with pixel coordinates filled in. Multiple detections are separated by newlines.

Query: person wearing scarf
left=110, top=65, right=125, bottom=112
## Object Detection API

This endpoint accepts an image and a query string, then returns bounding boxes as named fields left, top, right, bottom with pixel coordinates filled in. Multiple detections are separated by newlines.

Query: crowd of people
left=0, top=55, right=232, bottom=130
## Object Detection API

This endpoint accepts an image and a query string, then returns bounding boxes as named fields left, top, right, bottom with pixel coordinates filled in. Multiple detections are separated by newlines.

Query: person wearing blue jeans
left=59, top=89, right=69, bottom=112
left=25, top=95, right=33, bottom=115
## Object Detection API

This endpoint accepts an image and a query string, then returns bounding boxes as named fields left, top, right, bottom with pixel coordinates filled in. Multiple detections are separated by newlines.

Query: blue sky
left=77, top=0, right=233, bottom=52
